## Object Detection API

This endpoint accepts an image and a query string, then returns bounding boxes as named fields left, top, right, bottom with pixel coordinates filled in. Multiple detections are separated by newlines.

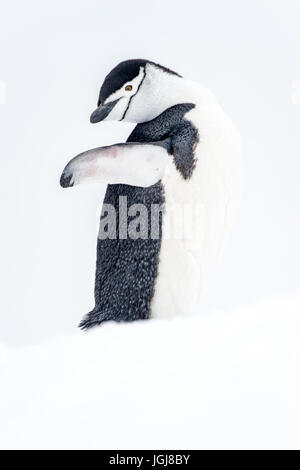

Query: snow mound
left=1, top=294, right=300, bottom=450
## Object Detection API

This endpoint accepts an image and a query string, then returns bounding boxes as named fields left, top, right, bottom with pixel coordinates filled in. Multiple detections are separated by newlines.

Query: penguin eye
left=125, top=85, right=132, bottom=91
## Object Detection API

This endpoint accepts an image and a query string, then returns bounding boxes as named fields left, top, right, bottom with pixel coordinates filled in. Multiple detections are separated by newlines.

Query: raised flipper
left=60, top=141, right=171, bottom=189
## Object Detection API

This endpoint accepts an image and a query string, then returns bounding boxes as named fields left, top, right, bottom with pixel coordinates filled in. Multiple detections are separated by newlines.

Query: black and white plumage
left=60, top=59, right=242, bottom=329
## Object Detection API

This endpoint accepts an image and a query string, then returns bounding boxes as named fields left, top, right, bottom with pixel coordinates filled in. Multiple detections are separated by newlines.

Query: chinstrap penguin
left=60, top=59, right=242, bottom=329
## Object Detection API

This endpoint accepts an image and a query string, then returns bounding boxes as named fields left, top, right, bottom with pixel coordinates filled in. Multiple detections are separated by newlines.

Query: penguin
left=60, top=59, right=242, bottom=329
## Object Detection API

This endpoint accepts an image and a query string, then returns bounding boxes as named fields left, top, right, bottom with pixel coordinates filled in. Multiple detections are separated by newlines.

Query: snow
left=1, top=293, right=300, bottom=450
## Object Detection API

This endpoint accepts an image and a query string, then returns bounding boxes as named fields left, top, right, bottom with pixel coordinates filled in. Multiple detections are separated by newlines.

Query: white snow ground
left=1, top=293, right=300, bottom=450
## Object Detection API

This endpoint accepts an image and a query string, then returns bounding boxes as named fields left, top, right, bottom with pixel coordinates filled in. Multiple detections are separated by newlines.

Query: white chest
left=150, top=105, right=242, bottom=318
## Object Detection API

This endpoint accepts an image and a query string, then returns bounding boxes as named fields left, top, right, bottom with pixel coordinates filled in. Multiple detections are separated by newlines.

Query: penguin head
left=90, top=59, right=182, bottom=124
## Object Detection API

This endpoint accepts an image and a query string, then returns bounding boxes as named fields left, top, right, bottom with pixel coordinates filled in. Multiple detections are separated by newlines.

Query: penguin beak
left=90, top=99, right=120, bottom=123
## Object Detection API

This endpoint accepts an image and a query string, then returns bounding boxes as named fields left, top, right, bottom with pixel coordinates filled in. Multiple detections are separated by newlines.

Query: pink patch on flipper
left=81, top=158, right=97, bottom=178
left=106, top=146, right=118, bottom=158
left=84, top=166, right=97, bottom=177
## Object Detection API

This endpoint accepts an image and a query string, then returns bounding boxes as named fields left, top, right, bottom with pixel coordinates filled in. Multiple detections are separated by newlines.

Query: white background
left=1, top=0, right=300, bottom=451
left=0, top=0, right=299, bottom=346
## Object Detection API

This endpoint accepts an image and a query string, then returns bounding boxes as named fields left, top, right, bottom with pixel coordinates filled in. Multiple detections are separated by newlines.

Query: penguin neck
left=126, top=63, right=217, bottom=123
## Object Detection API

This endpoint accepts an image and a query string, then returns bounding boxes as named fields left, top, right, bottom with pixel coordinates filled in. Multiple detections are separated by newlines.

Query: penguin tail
left=78, top=309, right=113, bottom=330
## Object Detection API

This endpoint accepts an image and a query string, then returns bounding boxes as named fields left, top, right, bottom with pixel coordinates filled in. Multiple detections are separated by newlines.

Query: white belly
left=151, top=106, right=243, bottom=318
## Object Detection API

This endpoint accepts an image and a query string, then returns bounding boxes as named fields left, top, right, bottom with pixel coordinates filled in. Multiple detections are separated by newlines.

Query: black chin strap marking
left=121, top=68, right=146, bottom=121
